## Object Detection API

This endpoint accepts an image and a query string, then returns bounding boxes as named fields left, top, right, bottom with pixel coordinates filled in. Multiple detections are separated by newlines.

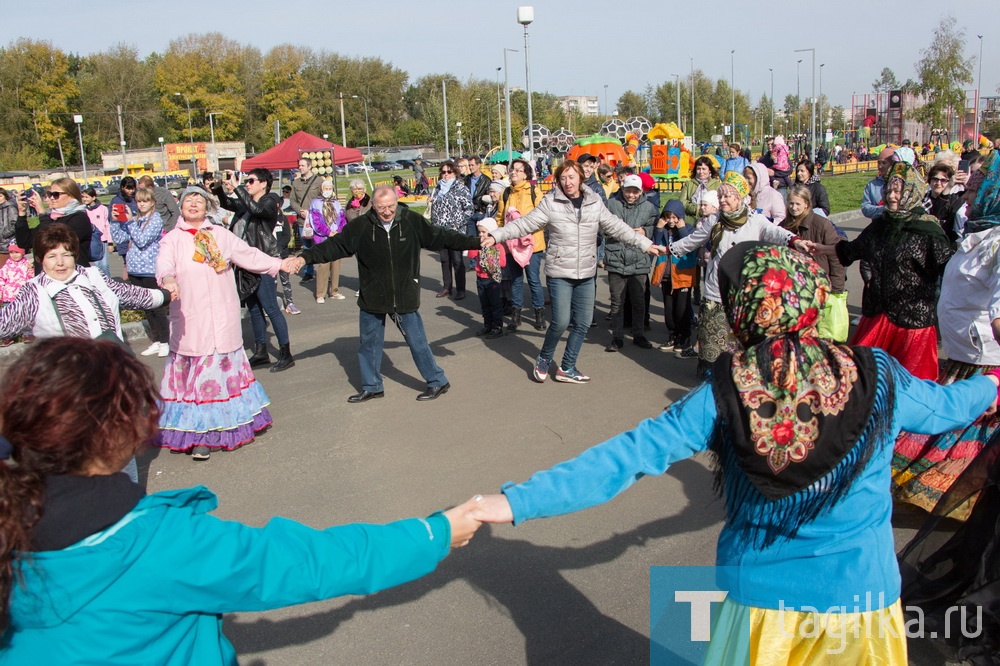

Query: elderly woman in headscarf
left=667, top=172, right=811, bottom=377
left=892, top=151, right=1000, bottom=516
left=155, top=187, right=286, bottom=462
left=468, top=242, right=999, bottom=664
left=815, top=163, right=954, bottom=380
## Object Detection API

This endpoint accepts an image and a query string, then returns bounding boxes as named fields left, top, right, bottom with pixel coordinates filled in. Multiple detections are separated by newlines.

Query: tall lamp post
left=338, top=93, right=347, bottom=146
left=672, top=74, right=681, bottom=128
left=795, top=48, right=816, bottom=161
left=769, top=67, right=774, bottom=136
left=819, top=64, right=825, bottom=150
left=730, top=50, right=736, bottom=144
left=604, top=84, right=609, bottom=117
left=976, top=35, right=984, bottom=143
left=518, top=7, right=535, bottom=158
left=496, top=67, right=503, bottom=150
left=207, top=111, right=222, bottom=172
left=690, top=56, right=696, bottom=149
left=503, top=48, right=519, bottom=163
left=173, top=92, right=194, bottom=174
left=73, top=114, right=88, bottom=187
left=351, top=95, right=371, bottom=165
left=158, top=137, right=166, bottom=181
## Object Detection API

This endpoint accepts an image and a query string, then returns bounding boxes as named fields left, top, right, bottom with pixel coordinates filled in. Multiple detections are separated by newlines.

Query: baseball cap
left=621, top=174, right=643, bottom=190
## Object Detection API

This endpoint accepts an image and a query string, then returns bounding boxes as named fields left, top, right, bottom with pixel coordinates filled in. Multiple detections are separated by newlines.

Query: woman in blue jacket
left=0, top=337, right=482, bottom=664
left=469, top=243, right=1000, bottom=663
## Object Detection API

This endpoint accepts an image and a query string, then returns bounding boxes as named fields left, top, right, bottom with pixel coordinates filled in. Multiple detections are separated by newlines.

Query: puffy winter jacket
left=604, top=193, right=657, bottom=276
left=491, top=187, right=652, bottom=280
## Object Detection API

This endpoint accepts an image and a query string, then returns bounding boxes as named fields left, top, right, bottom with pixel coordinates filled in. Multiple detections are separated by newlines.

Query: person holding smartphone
left=14, top=178, right=93, bottom=271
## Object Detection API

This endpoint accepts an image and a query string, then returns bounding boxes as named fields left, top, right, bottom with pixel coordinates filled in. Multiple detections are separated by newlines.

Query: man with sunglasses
left=284, top=186, right=481, bottom=402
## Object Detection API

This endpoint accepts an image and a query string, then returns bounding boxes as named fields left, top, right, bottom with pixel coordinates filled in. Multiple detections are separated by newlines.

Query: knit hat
left=638, top=172, right=656, bottom=191
left=662, top=199, right=686, bottom=220
left=6, top=242, right=25, bottom=254
left=701, top=190, right=720, bottom=209
left=490, top=164, right=508, bottom=179
left=488, top=180, right=506, bottom=193
left=179, top=186, right=220, bottom=214
left=722, top=172, right=750, bottom=199
left=477, top=218, right=499, bottom=233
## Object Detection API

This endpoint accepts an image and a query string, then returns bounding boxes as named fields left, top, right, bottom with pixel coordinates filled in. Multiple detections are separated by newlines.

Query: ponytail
left=0, top=461, right=45, bottom=634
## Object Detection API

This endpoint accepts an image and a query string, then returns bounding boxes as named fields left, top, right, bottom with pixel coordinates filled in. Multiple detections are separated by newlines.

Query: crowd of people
left=3, top=134, right=1000, bottom=663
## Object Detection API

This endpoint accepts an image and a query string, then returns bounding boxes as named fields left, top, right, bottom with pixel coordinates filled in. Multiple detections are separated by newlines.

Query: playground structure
left=849, top=89, right=981, bottom=150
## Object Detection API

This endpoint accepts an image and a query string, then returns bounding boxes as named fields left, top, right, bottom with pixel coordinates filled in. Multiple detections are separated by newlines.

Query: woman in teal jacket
left=0, top=337, right=481, bottom=664
left=469, top=243, right=1000, bottom=662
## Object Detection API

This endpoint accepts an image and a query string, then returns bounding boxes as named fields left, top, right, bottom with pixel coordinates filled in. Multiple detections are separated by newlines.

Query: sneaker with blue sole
left=553, top=367, right=591, bottom=384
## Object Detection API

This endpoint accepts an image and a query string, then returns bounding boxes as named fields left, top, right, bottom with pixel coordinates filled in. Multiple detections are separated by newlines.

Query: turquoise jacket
left=3, top=486, right=451, bottom=664
left=502, top=350, right=995, bottom=611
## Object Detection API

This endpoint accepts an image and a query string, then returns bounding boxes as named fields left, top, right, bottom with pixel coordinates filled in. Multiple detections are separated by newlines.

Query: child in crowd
left=653, top=200, right=698, bottom=355
left=469, top=219, right=506, bottom=339
left=0, top=242, right=34, bottom=346
left=770, top=135, right=793, bottom=189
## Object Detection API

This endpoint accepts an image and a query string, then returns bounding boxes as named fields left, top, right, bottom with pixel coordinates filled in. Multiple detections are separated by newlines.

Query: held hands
left=467, top=493, right=514, bottom=524
left=480, top=233, right=496, bottom=249
left=443, top=496, right=486, bottom=548
left=645, top=244, right=667, bottom=256
left=792, top=239, right=820, bottom=256
left=281, top=256, right=305, bottom=274
left=162, top=277, right=180, bottom=302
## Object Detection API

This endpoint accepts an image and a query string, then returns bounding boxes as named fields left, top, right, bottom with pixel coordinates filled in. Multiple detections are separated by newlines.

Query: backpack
left=89, top=224, right=105, bottom=262
left=501, top=184, right=538, bottom=213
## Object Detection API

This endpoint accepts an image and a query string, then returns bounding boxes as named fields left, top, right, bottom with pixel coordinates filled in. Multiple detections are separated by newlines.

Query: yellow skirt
left=701, top=598, right=908, bottom=665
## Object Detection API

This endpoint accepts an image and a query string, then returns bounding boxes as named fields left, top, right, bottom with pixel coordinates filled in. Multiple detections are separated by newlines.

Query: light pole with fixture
left=769, top=67, right=774, bottom=136
left=518, top=6, right=535, bottom=158
left=158, top=137, right=166, bottom=181
left=503, top=48, right=519, bottom=163
left=795, top=59, right=803, bottom=138
left=351, top=95, right=371, bottom=165
left=730, top=49, right=736, bottom=144
left=174, top=92, right=194, bottom=174
left=976, top=35, right=984, bottom=142
left=672, top=74, right=681, bottom=129
left=73, top=114, right=88, bottom=186
left=819, top=64, right=825, bottom=150
left=338, top=93, right=347, bottom=146
left=690, top=56, right=696, bottom=149
left=207, top=111, right=223, bottom=172
left=604, top=84, right=608, bottom=117
left=795, top=48, right=816, bottom=161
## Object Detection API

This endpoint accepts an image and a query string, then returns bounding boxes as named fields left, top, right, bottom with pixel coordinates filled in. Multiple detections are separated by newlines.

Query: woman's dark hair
left=0, top=188, right=9, bottom=203
left=927, top=163, right=955, bottom=182
left=510, top=158, right=534, bottom=180
left=82, top=187, right=98, bottom=198
left=438, top=160, right=456, bottom=177
left=0, top=337, right=160, bottom=632
left=692, top=156, right=719, bottom=179
left=119, top=176, right=137, bottom=191
left=34, top=223, right=79, bottom=260
left=247, top=168, right=274, bottom=193
left=795, top=159, right=815, bottom=182
left=553, top=160, right=585, bottom=191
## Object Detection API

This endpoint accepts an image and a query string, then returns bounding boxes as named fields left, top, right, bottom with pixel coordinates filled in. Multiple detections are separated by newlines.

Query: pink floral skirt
left=156, top=348, right=272, bottom=452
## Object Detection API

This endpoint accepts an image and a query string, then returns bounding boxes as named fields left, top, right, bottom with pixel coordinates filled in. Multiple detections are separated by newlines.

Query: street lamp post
left=351, top=95, right=371, bottom=165
left=795, top=48, right=816, bottom=161
left=338, top=93, right=347, bottom=146
left=456, top=122, right=463, bottom=156
left=730, top=50, right=736, bottom=144
left=690, top=56, right=696, bottom=148
left=174, top=92, right=194, bottom=174
left=604, top=84, right=609, bottom=117
left=496, top=67, right=503, bottom=151
left=518, top=7, right=535, bottom=159
left=158, top=137, right=166, bottom=181
left=73, top=114, right=88, bottom=187
left=207, top=111, right=222, bottom=172
left=976, top=35, right=984, bottom=142
left=819, top=64, right=825, bottom=150
left=673, top=74, right=681, bottom=129
left=769, top=67, right=774, bottom=136
left=504, top=48, right=519, bottom=163
left=795, top=59, right=802, bottom=138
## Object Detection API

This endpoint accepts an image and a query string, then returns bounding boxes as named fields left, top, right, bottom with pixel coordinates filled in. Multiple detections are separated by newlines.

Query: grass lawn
left=823, top=172, right=872, bottom=215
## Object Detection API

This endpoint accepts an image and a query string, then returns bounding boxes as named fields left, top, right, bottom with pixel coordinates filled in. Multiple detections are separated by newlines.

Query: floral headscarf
left=712, top=242, right=879, bottom=547
left=967, top=150, right=1000, bottom=234
left=882, top=163, right=948, bottom=240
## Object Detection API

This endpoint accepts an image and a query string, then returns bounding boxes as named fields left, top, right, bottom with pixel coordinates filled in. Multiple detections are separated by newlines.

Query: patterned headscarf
left=712, top=242, right=879, bottom=547
left=710, top=174, right=751, bottom=254
left=883, top=163, right=948, bottom=240
left=722, top=171, right=750, bottom=199
left=967, top=150, right=1000, bottom=234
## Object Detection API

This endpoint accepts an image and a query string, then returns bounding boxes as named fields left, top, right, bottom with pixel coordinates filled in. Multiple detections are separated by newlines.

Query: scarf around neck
left=48, top=199, right=87, bottom=219
left=883, top=162, right=947, bottom=240
left=183, top=225, right=227, bottom=272
left=710, top=202, right=750, bottom=255
left=711, top=242, right=881, bottom=547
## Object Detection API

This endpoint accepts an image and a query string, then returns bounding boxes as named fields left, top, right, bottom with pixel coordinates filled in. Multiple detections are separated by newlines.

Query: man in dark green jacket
left=287, top=186, right=480, bottom=402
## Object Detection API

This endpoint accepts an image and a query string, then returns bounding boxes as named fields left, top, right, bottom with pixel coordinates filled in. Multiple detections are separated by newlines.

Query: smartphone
left=958, top=159, right=971, bottom=173
left=112, top=203, right=128, bottom=222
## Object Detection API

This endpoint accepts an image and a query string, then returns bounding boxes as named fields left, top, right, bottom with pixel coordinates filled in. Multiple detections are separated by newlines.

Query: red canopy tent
left=240, top=131, right=362, bottom=170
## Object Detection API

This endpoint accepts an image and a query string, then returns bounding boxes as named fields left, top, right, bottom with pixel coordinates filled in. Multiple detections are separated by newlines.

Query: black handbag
left=233, top=266, right=261, bottom=303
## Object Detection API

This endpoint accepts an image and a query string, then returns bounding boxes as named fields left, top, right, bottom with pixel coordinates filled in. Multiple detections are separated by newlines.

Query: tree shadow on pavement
left=226, top=460, right=722, bottom=664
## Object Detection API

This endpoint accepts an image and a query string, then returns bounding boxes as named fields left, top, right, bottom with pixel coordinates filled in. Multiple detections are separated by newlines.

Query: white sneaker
left=157, top=343, right=170, bottom=358
left=141, top=342, right=163, bottom=357
left=316, top=297, right=325, bottom=304
left=331, top=292, right=346, bottom=300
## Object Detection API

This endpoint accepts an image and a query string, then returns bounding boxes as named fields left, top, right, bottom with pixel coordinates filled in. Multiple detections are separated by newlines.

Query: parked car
left=94, top=186, right=109, bottom=196
left=396, top=159, right=415, bottom=169
left=371, top=161, right=399, bottom=172
left=334, top=165, right=347, bottom=176
left=348, top=163, right=374, bottom=173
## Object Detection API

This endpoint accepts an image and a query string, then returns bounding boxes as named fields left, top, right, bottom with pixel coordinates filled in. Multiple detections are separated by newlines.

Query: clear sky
left=9, top=0, right=1000, bottom=114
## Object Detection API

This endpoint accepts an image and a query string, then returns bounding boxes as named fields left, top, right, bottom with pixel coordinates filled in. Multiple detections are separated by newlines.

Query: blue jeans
left=358, top=310, right=447, bottom=392
left=510, top=251, right=546, bottom=310
left=246, top=274, right=290, bottom=346
left=94, top=247, right=110, bottom=278
left=540, top=276, right=595, bottom=372
left=300, top=235, right=315, bottom=279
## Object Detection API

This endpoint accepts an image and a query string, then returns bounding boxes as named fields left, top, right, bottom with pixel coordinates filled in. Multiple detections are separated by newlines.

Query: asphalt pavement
left=3, top=211, right=955, bottom=664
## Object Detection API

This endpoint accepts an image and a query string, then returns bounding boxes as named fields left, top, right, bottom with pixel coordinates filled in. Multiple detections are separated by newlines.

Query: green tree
left=616, top=90, right=648, bottom=118
left=871, top=67, right=900, bottom=93
left=258, top=45, right=314, bottom=144
left=912, top=15, right=974, bottom=128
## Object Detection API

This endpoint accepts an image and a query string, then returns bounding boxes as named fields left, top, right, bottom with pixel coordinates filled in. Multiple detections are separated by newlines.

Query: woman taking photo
left=157, top=187, right=290, bottom=462
left=483, top=160, right=661, bottom=384
left=217, top=169, right=294, bottom=372
left=429, top=160, right=474, bottom=300
left=15, top=178, right=93, bottom=269
left=679, top=156, right=721, bottom=225
left=0, top=336, right=482, bottom=663
left=110, top=187, right=169, bottom=357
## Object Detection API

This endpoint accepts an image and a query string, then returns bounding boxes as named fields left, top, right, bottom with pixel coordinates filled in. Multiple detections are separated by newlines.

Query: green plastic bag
left=817, top=291, right=849, bottom=342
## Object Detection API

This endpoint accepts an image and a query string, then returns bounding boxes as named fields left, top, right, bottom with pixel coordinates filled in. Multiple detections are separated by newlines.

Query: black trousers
left=128, top=275, right=170, bottom=344
left=608, top=273, right=646, bottom=339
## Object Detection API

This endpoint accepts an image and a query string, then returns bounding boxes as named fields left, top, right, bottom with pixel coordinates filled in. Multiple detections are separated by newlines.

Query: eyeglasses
left=440, top=170, right=454, bottom=174
left=929, top=177, right=950, bottom=184
left=46, top=191, right=66, bottom=199
left=244, top=178, right=259, bottom=185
